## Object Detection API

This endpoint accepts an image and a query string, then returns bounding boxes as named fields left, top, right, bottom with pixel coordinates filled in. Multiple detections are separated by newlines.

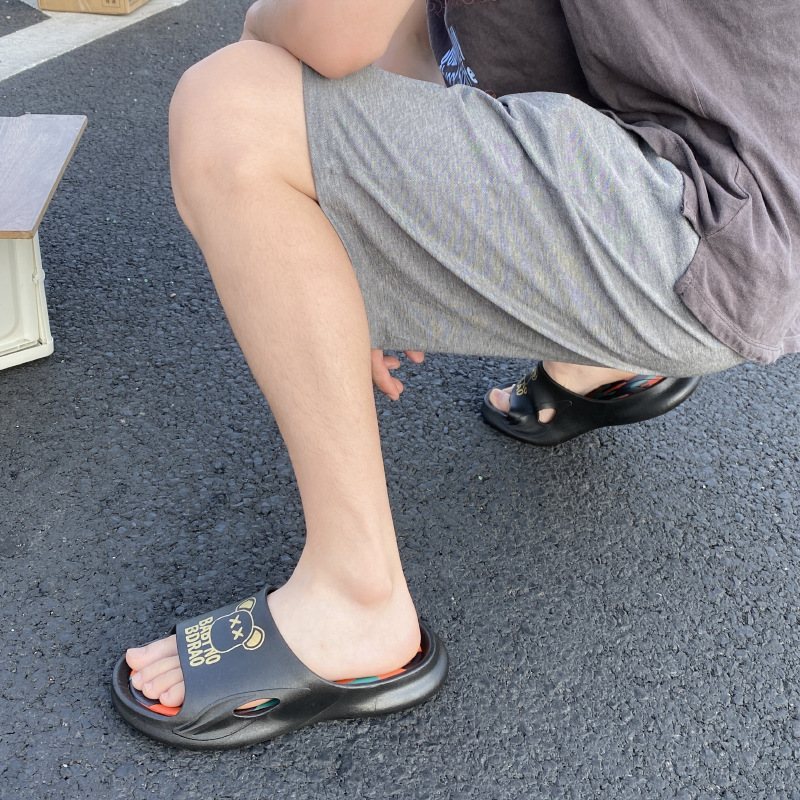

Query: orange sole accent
left=130, top=671, right=181, bottom=717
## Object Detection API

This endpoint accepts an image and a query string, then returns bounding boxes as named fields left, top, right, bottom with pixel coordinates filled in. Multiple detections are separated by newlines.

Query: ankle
left=327, top=572, right=404, bottom=611
left=292, top=536, right=409, bottom=606
left=542, top=361, right=637, bottom=396
left=267, top=573, right=420, bottom=681
left=284, top=555, right=410, bottom=613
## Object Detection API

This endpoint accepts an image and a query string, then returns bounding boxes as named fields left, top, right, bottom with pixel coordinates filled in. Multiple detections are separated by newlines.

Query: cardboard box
left=37, top=0, right=151, bottom=14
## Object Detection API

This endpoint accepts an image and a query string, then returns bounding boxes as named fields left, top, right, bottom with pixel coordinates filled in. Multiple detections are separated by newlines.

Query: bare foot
left=488, top=361, right=639, bottom=424
left=126, top=580, right=420, bottom=710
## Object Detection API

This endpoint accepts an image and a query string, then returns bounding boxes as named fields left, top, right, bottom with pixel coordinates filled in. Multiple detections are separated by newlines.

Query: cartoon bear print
left=185, top=597, right=265, bottom=668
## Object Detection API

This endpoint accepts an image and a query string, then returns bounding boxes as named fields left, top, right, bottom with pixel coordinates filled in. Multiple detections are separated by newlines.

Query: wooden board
left=0, top=114, right=87, bottom=239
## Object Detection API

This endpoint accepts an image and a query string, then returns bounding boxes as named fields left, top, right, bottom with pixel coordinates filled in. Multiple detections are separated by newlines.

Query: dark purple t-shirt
left=428, top=0, right=800, bottom=364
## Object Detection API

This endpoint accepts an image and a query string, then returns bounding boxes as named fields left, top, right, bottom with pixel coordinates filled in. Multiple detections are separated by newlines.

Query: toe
left=126, top=634, right=179, bottom=671
left=489, top=386, right=513, bottom=414
left=141, top=666, right=185, bottom=704
left=132, top=655, right=182, bottom=691
left=488, top=382, right=555, bottom=424
left=159, top=680, right=186, bottom=708
left=126, top=636, right=186, bottom=707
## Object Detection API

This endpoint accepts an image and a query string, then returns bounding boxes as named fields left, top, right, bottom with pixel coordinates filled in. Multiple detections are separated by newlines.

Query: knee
left=169, top=42, right=308, bottom=224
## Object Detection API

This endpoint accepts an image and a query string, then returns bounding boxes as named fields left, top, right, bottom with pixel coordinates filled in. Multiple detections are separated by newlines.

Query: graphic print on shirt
left=439, top=26, right=478, bottom=87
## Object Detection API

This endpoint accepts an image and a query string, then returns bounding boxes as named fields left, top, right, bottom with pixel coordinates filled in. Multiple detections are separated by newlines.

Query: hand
left=371, top=349, right=424, bottom=401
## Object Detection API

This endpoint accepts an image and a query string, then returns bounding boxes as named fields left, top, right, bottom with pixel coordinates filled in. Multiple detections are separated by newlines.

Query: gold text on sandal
left=184, top=597, right=265, bottom=668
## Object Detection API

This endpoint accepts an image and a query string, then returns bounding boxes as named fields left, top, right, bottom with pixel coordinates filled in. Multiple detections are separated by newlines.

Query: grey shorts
left=302, top=65, right=743, bottom=376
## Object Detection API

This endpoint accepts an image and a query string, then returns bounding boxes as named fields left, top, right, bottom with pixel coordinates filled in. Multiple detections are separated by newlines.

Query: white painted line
left=0, top=0, right=191, bottom=83
left=17, top=0, right=46, bottom=10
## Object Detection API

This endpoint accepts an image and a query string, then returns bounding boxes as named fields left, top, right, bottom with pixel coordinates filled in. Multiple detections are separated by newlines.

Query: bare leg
left=127, top=42, right=419, bottom=707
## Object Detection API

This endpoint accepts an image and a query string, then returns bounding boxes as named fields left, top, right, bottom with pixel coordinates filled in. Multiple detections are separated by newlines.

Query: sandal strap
left=173, top=586, right=327, bottom=739
left=507, top=364, right=572, bottom=424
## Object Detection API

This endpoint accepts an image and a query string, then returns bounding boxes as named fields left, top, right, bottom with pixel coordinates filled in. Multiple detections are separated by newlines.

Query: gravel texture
left=2, top=3, right=800, bottom=798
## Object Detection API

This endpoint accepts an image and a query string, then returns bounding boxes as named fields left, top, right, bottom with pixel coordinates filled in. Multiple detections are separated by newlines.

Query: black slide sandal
left=112, top=586, right=448, bottom=750
left=481, top=363, right=701, bottom=447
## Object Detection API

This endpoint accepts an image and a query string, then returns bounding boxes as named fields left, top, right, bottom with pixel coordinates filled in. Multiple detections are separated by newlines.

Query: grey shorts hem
left=302, top=64, right=743, bottom=376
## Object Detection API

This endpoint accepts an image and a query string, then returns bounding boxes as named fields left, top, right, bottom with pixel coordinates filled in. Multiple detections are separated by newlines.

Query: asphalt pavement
left=2, top=3, right=800, bottom=798
left=1, top=0, right=46, bottom=36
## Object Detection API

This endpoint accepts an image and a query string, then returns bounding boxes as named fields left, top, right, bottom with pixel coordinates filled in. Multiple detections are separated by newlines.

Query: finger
left=370, top=349, right=385, bottom=368
left=382, top=355, right=401, bottom=370
left=404, top=350, right=425, bottom=363
left=376, top=369, right=403, bottom=400
left=372, top=361, right=401, bottom=399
